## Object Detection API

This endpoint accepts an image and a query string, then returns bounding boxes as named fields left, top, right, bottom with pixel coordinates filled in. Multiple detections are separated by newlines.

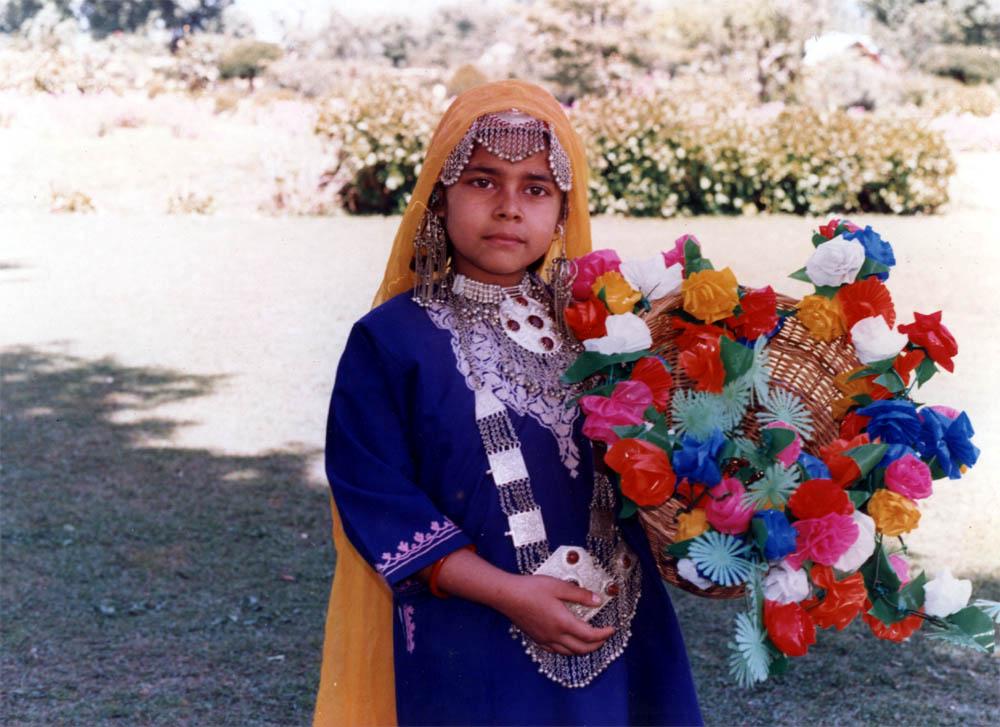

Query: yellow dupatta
left=313, top=79, right=594, bottom=727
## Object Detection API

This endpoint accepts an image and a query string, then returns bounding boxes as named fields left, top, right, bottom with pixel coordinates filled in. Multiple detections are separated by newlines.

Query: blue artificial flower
left=857, top=399, right=922, bottom=446
left=797, top=451, right=831, bottom=479
left=672, top=428, right=726, bottom=486
left=917, top=408, right=980, bottom=479
left=753, top=510, right=797, bottom=561
left=877, top=443, right=916, bottom=469
left=845, top=225, right=895, bottom=281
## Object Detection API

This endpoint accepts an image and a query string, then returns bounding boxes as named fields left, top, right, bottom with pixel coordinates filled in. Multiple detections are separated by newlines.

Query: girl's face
left=442, top=144, right=564, bottom=286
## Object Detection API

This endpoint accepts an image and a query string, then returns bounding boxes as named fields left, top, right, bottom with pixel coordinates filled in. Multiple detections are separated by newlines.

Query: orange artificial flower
left=678, top=338, right=725, bottom=393
left=605, top=438, right=677, bottom=507
left=675, top=508, right=709, bottom=541
left=565, top=298, right=609, bottom=341
left=863, top=599, right=924, bottom=642
left=797, top=294, right=847, bottom=342
left=836, top=277, right=896, bottom=329
left=819, top=434, right=870, bottom=488
left=866, top=489, right=921, bottom=536
left=681, top=267, right=739, bottom=323
left=804, top=565, right=868, bottom=631
left=592, top=271, right=642, bottom=314
left=629, top=357, right=674, bottom=411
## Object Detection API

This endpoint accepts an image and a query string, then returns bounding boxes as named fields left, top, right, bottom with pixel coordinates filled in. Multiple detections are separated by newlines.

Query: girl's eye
left=526, top=185, right=550, bottom=197
left=470, top=178, right=493, bottom=189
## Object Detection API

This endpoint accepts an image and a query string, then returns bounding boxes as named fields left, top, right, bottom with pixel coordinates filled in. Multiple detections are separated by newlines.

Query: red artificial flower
left=605, top=438, right=677, bottom=507
left=804, top=565, right=868, bottom=631
left=725, top=286, right=779, bottom=340
left=862, top=599, right=924, bottom=642
left=839, top=410, right=870, bottom=440
left=819, top=434, right=870, bottom=488
left=678, top=339, right=725, bottom=393
left=836, top=277, right=896, bottom=329
left=764, top=600, right=817, bottom=657
left=565, top=298, right=608, bottom=341
left=629, top=357, right=674, bottom=411
left=671, top=318, right=732, bottom=351
left=787, top=479, right=854, bottom=520
left=898, top=311, right=958, bottom=373
left=674, top=478, right=708, bottom=507
left=893, top=348, right=926, bottom=384
left=819, top=219, right=841, bottom=239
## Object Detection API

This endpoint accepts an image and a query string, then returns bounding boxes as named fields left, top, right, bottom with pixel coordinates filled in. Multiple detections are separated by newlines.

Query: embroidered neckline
left=452, top=273, right=529, bottom=304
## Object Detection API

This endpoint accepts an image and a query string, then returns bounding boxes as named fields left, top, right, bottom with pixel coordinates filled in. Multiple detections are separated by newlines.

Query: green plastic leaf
left=845, top=443, right=889, bottom=479
left=619, top=496, right=638, bottom=519
left=861, top=545, right=904, bottom=620
left=897, top=572, right=927, bottom=612
left=867, top=596, right=906, bottom=625
left=728, top=612, right=771, bottom=688
left=874, top=369, right=906, bottom=394
left=813, top=285, right=840, bottom=299
left=811, top=233, right=826, bottom=247
left=865, top=356, right=898, bottom=374
left=612, top=424, right=647, bottom=439
left=666, top=539, right=692, bottom=558
left=684, top=238, right=714, bottom=274
left=720, top=337, right=754, bottom=384
left=788, top=267, right=812, bottom=283
left=928, top=607, right=997, bottom=653
left=562, top=350, right=648, bottom=383
left=596, top=287, right=608, bottom=306
left=857, top=258, right=890, bottom=280
left=750, top=517, right=769, bottom=553
left=639, top=423, right=674, bottom=452
left=972, top=599, right=1000, bottom=624
left=847, top=490, right=871, bottom=508
left=762, top=427, right=796, bottom=460
left=768, top=653, right=789, bottom=677
left=915, top=356, right=938, bottom=387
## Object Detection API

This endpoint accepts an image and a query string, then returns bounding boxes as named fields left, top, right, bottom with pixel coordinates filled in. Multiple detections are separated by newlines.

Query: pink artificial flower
left=885, top=454, right=933, bottom=500
left=765, top=421, right=802, bottom=467
left=705, top=477, right=755, bottom=534
left=928, top=404, right=960, bottom=420
left=572, top=249, right=622, bottom=301
left=889, top=554, right=911, bottom=585
left=787, top=513, right=859, bottom=569
left=579, top=380, right=652, bottom=445
left=663, top=234, right=698, bottom=272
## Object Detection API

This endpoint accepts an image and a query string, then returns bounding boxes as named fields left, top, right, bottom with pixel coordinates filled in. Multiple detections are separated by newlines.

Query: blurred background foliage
left=2, top=0, right=998, bottom=217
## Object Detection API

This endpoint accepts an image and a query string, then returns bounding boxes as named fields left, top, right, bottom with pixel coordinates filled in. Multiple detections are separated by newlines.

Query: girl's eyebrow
left=462, top=164, right=555, bottom=183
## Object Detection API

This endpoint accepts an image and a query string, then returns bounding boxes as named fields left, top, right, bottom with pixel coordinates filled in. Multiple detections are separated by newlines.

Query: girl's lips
left=484, top=234, right=526, bottom=246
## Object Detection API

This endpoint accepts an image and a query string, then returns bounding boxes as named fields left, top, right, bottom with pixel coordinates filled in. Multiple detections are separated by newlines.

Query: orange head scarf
left=314, top=79, right=594, bottom=727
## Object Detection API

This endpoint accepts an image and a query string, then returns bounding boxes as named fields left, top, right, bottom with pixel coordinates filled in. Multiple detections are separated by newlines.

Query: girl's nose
left=493, top=187, right=522, bottom=221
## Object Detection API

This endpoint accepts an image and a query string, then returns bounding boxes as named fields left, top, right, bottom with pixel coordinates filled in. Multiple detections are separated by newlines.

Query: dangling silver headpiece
left=439, top=110, right=573, bottom=192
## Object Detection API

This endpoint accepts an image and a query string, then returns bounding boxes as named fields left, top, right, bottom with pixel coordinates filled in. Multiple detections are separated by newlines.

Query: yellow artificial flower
left=681, top=267, right=739, bottom=323
left=831, top=366, right=874, bottom=421
left=592, top=271, right=642, bottom=314
left=867, top=489, right=921, bottom=536
left=797, top=294, right=847, bottom=342
left=675, top=508, right=709, bottom=541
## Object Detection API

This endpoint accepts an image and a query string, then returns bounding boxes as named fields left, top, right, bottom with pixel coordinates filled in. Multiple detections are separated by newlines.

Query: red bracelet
left=429, top=544, right=476, bottom=599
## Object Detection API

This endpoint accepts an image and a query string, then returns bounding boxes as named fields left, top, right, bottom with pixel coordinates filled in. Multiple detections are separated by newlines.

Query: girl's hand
left=495, top=574, right=616, bottom=656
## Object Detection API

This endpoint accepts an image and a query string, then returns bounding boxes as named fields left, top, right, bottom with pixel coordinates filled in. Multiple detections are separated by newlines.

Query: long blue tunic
left=326, top=291, right=703, bottom=727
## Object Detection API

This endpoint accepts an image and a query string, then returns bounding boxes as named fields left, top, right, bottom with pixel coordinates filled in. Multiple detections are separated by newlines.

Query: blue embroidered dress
left=326, top=290, right=703, bottom=727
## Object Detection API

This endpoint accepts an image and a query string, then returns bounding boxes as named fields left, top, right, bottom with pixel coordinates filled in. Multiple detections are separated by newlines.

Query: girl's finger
left=543, top=641, right=573, bottom=656
left=556, top=633, right=605, bottom=655
left=559, top=583, right=604, bottom=607
left=567, top=620, right=616, bottom=644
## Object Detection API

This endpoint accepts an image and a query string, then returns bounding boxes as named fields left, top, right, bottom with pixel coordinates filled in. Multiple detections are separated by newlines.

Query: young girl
left=314, top=80, right=702, bottom=727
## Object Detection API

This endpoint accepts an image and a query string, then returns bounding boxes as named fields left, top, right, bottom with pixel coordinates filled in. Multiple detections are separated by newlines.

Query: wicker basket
left=638, top=291, right=862, bottom=599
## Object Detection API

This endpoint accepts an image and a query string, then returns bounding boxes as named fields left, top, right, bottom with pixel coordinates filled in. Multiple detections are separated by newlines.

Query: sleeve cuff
left=374, top=518, right=472, bottom=588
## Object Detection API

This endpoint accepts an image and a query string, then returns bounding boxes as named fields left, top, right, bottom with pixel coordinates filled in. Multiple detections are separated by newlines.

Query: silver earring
left=547, top=222, right=575, bottom=338
left=412, top=196, right=448, bottom=306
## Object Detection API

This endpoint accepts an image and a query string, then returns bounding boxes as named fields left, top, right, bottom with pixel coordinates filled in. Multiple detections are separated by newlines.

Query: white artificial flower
left=620, top=258, right=683, bottom=301
left=805, top=238, right=866, bottom=287
left=834, top=511, right=877, bottom=572
left=583, top=313, right=652, bottom=354
left=850, top=316, right=908, bottom=364
left=763, top=560, right=811, bottom=604
left=923, top=569, right=972, bottom=618
left=677, top=558, right=713, bottom=590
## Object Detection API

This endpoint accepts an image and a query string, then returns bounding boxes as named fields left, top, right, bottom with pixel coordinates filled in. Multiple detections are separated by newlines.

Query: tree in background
left=1, top=0, right=232, bottom=38
left=217, top=39, right=282, bottom=91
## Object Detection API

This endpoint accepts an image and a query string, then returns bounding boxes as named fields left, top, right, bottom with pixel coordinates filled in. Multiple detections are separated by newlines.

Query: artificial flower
left=726, top=286, right=779, bottom=340
left=629, top=356, right=673, bottom=411
left=863, top=600, right=923, bottom=642
left=866, top=489, right=920, bottom=536
left=818, top=218, right=841, bottom=239
left=893, top=348, right=925, bottom=383
left=888, top=554, right=911, bottom=585
left=797, top=452, right=831, bottom=480
left=787, top=478, right=853, bottom=520
left=837, top=277, right=896, bottom=329
left=796, top=294, right=846, bottom=342
left=849, top=316, right=907, bottom=365
left=884, top=453, right=933, bottom=500
left=764, top=600, right=817, bottom=657
left=754, top=510, right=798, bottom=561
left=663, top=233, right=697, bottom=271
left=676, top=557, right=713, bottom=589
left=763, top=560, right=811, bottom=604
left=681, top=267, right=739, bottom=323
left=916, top=408, right=979, bottom=480
left=705, top=477, right=755, bottom=535
left=674, top=478, right=708, bottom=506
left=819, top=433, right=870, bottom=488
left=898, top=311, right=958, bottom=373
left=564, top=298, right=608, bottom=341
left=605, top=437, right=677, bottom=507
left=678, top=338, right=725, bottom=393
left=856, top=399, right=922, bottom=446
left=672, top=429, right=726, bottom=486
left=804, top=238, right=865, bottom=287
left=787, top=512, right=859, bottom=569
left=592, top=271, right=642, bottom=314
left=833, top=511, right=877, bottom=572
left=579, top=380, right=653, bottom=446
left=582, top=313, right=652, bottom=355
left=620, top=257, right=683, bottom=300
left=764, top=421, right=802, bottom=467
left=843, top=225, right=896, bottom=280
left=838, top=410, right=870, bottom=440
left=805, top=565, right=868, bottom=630
left=675, top=508, right=709, bottom=541
left=672, top=319, right=732, bottom=350
left=572, top=249, right=621, bottom=300
left=923, top=569, right=972, bottom=618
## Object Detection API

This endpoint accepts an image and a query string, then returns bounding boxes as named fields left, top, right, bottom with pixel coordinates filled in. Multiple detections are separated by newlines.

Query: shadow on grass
left=0, top=347, right=332, bottom=726
left=671, top=573, right=1000, bottom=725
